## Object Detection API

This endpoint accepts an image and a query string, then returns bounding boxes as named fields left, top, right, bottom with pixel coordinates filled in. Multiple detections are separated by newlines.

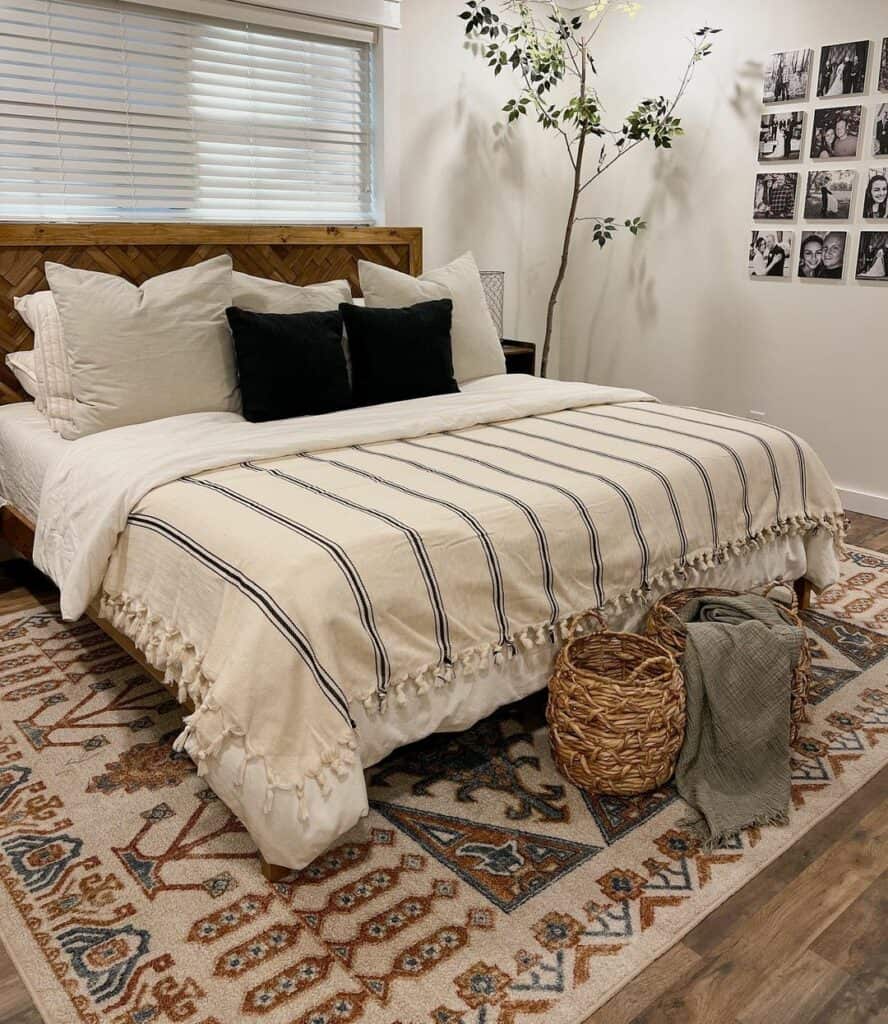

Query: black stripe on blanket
left=184, top=476, right=391, bottom=698
left=547, top=410, right=721, bottom=551
left=310, top=451, right=513, bottom=651
left=391, top=439, right=560, bottom=630
left=419, top=432, right=607, bottom=608
left=697, top=407, right=809, bottom=519
left=127, top=513, right=355, bottom=727
left=522, top=419, right=690, bottom=563
left=624, top=404, right=785, bottom=524
left=484, top=425, right=653, bottom=588
left=586, top=408, right=754, bottom=541
left=244, top=460, right=454, bottom=668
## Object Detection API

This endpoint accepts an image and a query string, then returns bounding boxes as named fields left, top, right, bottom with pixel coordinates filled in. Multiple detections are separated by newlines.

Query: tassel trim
left=98, top=510, right=844, bottom=816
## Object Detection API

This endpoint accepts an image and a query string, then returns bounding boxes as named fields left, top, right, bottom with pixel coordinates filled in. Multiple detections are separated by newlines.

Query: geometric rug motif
left=371, top=802, right=601, bottom=912
left=0, top=545, right=886, bottom=1024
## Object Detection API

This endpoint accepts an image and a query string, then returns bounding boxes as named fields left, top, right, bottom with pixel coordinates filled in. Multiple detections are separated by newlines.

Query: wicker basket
left=547, top=611, right=686, bottom=796
left=644, top=581, right=811, bottom=744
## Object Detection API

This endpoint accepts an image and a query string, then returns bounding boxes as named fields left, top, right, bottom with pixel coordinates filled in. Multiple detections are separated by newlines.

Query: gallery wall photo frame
left=748, top=230, right=794, bottom=279
left=758, top=110, right=806, bottom=161
left=862, top=167, right=888, bottom=220
left=798, top=229, right=850, bottom=281
left=878, top=38, right=888, bottom=92
left=816, top=40, right=870, bottom=98
left=763, top=49, right=813, bottom=104
left=804, top=168, right=857, bottom=221
left=856, top=231, right=888, bottom=280
left=809, top=104, right=864, bottom=160
left=872, top=102, right=888, bottom=157
left=753, top=171, right=799, bottom=220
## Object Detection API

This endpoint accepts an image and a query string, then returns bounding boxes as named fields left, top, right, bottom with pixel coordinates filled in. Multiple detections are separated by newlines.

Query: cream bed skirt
left=190, top=528, right=834, bottom=869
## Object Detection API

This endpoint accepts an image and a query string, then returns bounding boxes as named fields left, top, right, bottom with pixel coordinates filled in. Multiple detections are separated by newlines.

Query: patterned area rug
left=0, top=547, right=886, bottom=1024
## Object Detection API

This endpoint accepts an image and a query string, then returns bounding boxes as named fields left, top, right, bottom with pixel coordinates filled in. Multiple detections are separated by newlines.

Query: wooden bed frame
left=0, top=221, right=812, bottom=882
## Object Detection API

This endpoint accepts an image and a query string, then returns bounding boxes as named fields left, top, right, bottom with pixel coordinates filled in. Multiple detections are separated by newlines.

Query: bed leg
left=794, top=577, right=812, bottom=612
left=259, top=856, right=291, bottom=883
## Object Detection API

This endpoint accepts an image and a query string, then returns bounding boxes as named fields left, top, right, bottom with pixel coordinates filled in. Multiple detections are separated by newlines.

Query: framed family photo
left=748, top=231, right=793, bottom=277
left=856, top=232, right=888, bottom=279
left=758, top=111, right=805, bottom=161
left=763, top=49, right=812, bottom=103
left=863, top=169, right=888, bottom=219
left=753, top=172, right=798, bottom=220
left=798, top=230, right=847, bottom=279
left=810, top=106, right=862, bottom=160
left=880, top=38, right=888, bottom=92
left=874, top=104, right=888, bottom=156
left=816, top=40, right=869, bottom=98
left=804, top=169, right=856, bottom=220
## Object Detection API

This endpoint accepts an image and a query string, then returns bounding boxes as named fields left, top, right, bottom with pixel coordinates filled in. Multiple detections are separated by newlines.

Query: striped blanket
left=89, top=390, right=844, bottom=824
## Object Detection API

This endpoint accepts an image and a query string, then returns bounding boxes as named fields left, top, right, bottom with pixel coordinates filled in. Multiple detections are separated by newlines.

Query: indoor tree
left=460, top=1, right=720, bottom=376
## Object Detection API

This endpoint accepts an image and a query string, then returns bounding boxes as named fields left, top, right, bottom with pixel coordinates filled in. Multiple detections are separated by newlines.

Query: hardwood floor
left=0, top=513, right=886, bottom=1024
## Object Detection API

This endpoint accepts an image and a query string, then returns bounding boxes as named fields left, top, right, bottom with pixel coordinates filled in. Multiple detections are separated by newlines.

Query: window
left=0, top=0, right=376, bottom=221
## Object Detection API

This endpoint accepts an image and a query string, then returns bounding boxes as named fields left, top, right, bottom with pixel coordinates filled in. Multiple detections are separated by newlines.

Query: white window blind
left=0, top=0, right=376, bottom=222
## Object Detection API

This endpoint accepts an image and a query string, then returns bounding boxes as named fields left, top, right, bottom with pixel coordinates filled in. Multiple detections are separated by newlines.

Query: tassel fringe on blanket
left=97, top=512, right=844, bottom=819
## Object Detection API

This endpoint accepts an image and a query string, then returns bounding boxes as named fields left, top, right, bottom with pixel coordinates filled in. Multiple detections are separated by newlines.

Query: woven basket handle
left=762, top=579, right=798, bottom=612
left=626, top=654, right=677, bottom=685
left=566, top=607, right=607, bottom=638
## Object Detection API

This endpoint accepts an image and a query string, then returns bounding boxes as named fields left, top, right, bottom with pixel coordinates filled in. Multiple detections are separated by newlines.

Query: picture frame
left=763, top=49, right=812, bottom=104
left=758, top=111, right=805, bottom=161
left=816, top=40, right=869, bottom=98
left=803, top=169, right=856, bottom=220
left=748, top=231, right=793, bottom=278
left=810, top=105, right=863, bottom=160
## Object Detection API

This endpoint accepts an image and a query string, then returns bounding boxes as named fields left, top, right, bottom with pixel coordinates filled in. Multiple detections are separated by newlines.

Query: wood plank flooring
left=0, top=513, right=886, bottom=1024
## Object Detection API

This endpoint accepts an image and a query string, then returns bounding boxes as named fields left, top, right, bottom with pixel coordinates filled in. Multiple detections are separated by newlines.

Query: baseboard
left=837, top=487, right=888, bottom=519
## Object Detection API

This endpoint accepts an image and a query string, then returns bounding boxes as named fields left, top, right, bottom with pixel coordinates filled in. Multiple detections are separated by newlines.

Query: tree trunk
left=539, top=131, right=586, bottom=378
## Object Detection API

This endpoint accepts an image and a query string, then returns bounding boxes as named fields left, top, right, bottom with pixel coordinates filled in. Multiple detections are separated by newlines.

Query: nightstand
left=501, top=339, right=536, bottom=375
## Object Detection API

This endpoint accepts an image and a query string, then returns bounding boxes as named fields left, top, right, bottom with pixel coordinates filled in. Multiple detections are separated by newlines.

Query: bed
left=0, top=223, right=845, bottom=878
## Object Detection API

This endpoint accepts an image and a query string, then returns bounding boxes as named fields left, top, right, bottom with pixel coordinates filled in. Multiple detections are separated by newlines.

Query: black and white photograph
left=856, top=231, right=888, bottom=279
left=758, top=111, right=805, bottom=161
left=798, top=230, right=848, bottom=279
left=816, top=40, right=869, bottom=97
left=748, top=231, right=793, bottom=277
left=863, top=168, right=888, bottom=219
left=804, top=169, right=856, bottom=220
left=753, top=172, right=798, bottom=220
left=763, top=48, right=812, bottom=103
left=873, top=104, right=888, bottom=156
left=880, top=37, right=888, bottom=91
left=810, top=106, right=862, bottom=160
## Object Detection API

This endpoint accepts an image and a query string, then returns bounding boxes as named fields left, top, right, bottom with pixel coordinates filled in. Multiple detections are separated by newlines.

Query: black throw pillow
left=340, top=299, right=460, bottom=407
left=225, top=306, right=351, bottom=422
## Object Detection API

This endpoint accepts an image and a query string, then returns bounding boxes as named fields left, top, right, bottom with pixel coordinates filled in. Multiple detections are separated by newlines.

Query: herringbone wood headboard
left=0, top=223, right=422, bottom=403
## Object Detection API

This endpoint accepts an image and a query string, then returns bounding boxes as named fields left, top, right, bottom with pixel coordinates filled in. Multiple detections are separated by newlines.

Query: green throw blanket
left=674, top=593, right=806, bottom=849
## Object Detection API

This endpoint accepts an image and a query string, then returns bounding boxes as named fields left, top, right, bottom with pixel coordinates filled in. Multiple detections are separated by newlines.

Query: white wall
left=393, top=0, right=888, bottom=513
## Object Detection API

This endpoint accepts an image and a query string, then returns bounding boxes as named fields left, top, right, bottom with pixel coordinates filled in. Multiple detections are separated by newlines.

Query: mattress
left=0, top=400, right=69, bottom=522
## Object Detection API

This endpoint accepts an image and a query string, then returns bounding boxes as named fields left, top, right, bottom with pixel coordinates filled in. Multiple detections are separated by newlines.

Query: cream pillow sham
left=14, top=291, right=74, bottom=433
left=4, top=350, right=43, bottom=408
left=358, top=251, right=506, bottom=384
left=46, top=255, right=238, bottom=439
left=232, top=272, right=352, bottom=313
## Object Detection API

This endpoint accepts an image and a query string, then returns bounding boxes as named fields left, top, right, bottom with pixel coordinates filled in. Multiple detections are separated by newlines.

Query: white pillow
left=46, top=255, right=238, bottom=439
left=14, top=291, right=74, bottom=433
left=232, top=272, right=352, bottom=313
left=358, top=252, right=505, bottom=383
left=4, top=350, right=43, bottom=408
